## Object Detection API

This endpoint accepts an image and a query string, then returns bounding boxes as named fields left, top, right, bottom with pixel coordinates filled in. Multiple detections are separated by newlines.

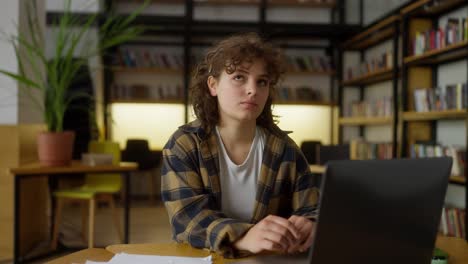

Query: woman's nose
left=247, top=81, right=257, bottom=95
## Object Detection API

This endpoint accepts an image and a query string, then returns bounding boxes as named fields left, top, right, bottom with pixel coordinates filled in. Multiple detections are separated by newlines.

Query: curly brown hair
left=190, top=32, right=286, bottom=134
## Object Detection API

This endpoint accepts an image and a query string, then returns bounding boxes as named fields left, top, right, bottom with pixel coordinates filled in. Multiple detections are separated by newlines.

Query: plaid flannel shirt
left=161, top=120, right=320, bottom=258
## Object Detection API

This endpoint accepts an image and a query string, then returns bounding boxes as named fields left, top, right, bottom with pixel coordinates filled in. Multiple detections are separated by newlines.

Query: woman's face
left=207, top=59, right=270, bottom=126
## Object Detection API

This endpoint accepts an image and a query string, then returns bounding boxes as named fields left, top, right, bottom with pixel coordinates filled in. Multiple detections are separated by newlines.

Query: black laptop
left=233, top=157, right=452, bottom=264
left=310, top=157, right=452, bottom=263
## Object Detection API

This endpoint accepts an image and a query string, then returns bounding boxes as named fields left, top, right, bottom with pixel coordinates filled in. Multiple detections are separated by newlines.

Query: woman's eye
left=233, top=75, right=244, bottom=81
left=258, top=79, right=269, bottom=86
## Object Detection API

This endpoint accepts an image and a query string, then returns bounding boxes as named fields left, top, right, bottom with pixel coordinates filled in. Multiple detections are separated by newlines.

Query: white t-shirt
left=215, top=126, right=265, bottom=222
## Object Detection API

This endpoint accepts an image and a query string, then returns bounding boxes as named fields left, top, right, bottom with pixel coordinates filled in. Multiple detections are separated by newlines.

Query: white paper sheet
left=85, top=252, right=212, bottom=264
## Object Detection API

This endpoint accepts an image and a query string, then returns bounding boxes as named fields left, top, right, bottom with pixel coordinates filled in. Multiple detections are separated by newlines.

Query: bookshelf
left=339, top=12, right=401, bottom=160
left=404, top=40, right=468, bottom=66
left=400, top=0, right=468, bottom=241
left=89, top=0, right=362, bottom=148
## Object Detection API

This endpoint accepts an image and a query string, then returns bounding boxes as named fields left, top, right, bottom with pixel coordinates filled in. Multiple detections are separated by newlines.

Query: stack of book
left=412, top=16, right=468, bottom=56
left=349, top=138, right=393, bottom=160
left=113, top=46, right=184, bottom=70
left=410, top=143, right=465, bottom=177
left=440, top=207, right=466, bottom=239
left=344, top=51, right=393, bottom=81
left=343, top=97, right=393, bottom=118
left=413, top=83, right=467, bottom=112
left=111, top=83, right=184, bottom=101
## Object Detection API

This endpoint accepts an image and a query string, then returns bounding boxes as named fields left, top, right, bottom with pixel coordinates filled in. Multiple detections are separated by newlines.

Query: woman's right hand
left=233, top=215, right=300, bottom=254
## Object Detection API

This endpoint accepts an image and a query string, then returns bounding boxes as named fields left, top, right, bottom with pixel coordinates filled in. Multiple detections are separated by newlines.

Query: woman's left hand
left=287, top=215, right=315, bottom=254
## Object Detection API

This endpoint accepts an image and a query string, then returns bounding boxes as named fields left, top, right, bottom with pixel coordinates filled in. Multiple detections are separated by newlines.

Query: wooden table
left=46, top=236, right=468, bottom=264
left=46, top=248, right=114, bottom=264
left=10, top=161, right=138, bottom=264
left=435, top=236, right=468, bottom=264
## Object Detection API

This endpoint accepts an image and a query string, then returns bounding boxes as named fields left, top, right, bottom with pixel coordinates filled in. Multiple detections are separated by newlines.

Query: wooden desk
left=46, top=236, right=468, bottom=264
left=106, top=243, right=226, bottom=263
left=46, top=248, right=114, bottom=264
left=435, top=236, right=468, bottom=263
left=10, top=161, right=138, bottom=264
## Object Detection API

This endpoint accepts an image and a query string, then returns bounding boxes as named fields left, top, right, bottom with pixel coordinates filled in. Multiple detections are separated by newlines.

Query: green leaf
left=0, top=69, right=42, bottom=90
left=0, top=0, right=147, bottom=132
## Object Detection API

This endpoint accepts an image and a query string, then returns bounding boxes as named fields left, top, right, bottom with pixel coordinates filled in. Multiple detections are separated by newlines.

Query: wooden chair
left=51, top=141, right=122, bottom=249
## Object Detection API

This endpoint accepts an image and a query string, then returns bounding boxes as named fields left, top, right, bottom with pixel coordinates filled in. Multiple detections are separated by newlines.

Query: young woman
left=161, top=33, right=320, bottom=258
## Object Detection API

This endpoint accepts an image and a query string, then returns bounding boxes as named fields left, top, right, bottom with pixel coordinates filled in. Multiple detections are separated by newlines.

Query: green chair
left=51, top=141, right=123, bottom=250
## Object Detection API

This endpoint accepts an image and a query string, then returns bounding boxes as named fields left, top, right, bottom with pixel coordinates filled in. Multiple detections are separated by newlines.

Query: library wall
left=0, top=1, right=18, bottom=250
left=0, top=0, right=47, bottom=125
left=0, top=0, right=20, bottom=124
left=436, top=6, right=468, bottom=208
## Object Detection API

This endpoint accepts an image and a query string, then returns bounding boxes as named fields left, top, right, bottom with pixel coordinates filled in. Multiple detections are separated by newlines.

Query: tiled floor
left=0, top=200, right=173, bottom=264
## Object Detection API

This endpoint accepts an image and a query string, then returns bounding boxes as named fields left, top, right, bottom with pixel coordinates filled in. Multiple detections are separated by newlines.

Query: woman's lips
left=240, top=101, right=258, bottom=109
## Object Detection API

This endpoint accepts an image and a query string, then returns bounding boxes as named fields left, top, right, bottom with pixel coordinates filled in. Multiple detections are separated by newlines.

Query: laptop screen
left=309, top=157, right=452, bottom=264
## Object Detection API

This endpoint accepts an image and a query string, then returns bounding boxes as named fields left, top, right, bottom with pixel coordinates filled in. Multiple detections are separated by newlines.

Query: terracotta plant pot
left=37, top=131, right=75, bottom=167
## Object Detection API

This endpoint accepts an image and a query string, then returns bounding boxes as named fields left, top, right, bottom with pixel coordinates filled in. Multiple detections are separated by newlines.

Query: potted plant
left=0, top=0, right=147, bottom=166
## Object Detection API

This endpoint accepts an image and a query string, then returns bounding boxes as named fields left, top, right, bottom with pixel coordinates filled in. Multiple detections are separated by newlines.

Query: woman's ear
left=207, top=76, right=217, bottom=96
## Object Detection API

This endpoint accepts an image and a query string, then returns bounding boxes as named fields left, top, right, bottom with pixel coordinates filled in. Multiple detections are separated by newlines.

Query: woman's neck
left=217, top=121, right=256, bottom=147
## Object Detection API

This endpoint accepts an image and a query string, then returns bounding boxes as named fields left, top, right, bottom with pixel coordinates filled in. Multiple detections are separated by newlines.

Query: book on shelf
left=110, top=83, right=184, bottom=101
left=440, top=207, right=466, bottom=239
left=411, top=16, right=468, bottom=56
left=286, top=55, right=332, bottom=72
left=344, top=51, right=393, bottom=81
left=410, top=143, right=465, bottom=178
left=343, top=97, right=393, bottom=118
left=349, top=138, right=392, bottom=160
left=413, top=83, right=467, bottom=112
left=113, top=46, right=184, bottom=70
